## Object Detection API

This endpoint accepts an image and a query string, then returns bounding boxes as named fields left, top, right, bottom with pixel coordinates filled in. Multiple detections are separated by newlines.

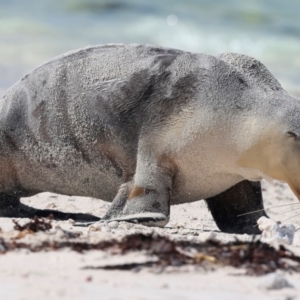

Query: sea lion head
left=218, top=52, right=300, bottom=200
left=238, top=121, right=300, bottom=200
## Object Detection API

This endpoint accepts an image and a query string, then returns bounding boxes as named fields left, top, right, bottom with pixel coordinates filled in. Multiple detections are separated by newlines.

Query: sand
left=0, top=179, right=300, bottom=300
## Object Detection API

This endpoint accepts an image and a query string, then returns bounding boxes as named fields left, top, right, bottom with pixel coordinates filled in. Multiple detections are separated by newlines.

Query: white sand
left=0, top=180, right=300, bottom=300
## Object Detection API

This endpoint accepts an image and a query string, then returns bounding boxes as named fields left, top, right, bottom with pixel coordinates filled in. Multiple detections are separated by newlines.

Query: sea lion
left=0, top=44, right=299, bottom=234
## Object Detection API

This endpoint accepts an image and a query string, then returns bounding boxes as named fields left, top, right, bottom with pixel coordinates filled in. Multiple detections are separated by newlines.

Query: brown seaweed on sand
left=13, top=216, right=52, bottom=233
left=0, top=219, right=299, bottom=275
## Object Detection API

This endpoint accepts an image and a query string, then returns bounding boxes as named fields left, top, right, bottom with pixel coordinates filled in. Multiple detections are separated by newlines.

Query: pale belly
left=171, top=167, right=244, bottom=204
left=164, top=130, right=249, bottom=205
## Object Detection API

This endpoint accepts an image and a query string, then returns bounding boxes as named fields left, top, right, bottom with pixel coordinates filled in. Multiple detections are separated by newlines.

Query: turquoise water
left=0, top=0, right=299, bottom=95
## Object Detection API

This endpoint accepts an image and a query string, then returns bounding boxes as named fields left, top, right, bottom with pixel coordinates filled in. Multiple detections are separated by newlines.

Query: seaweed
left=1, top=228, right=299, bottom=275
left=13, top=216, right=52, bottom=232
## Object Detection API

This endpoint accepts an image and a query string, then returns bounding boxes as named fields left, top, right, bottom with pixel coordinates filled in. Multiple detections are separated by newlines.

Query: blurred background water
left=0, top=0, right=299, bottom=96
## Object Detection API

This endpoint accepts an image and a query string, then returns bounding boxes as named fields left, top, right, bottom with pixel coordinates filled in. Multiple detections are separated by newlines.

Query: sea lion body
left=0, top=44, right=299, bottom=233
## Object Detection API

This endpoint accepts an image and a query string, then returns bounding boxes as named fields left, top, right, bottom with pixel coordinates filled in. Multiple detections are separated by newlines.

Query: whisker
left=279, top=207, right=300, bottom=216
left=281, top=212, right=300, bottom=223
left=295, top=227, right=300, bottom=232
left=237, top=202, right=300, bottom=217
left=238, top=209, right=266, bottom=217
left=252, top=210, right=300, bottom=229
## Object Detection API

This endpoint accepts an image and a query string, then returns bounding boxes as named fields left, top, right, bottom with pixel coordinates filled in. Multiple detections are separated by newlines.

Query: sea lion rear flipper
left=0, top=194, right=100, bottom=222
left=205, top=180, right=268, bottom=234
left=18, top=203, right=101, bottom=222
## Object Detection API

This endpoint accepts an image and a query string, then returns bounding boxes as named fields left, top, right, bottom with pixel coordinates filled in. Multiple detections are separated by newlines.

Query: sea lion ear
left=286, top=131, right=299, bottom=140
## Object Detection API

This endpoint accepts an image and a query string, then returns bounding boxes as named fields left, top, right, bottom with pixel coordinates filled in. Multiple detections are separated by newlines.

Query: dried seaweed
left=13, top=216, right=52, bottom=232
left=0, top=230, right=299, bottom=275
left=82, top=235, right=300, bottom=275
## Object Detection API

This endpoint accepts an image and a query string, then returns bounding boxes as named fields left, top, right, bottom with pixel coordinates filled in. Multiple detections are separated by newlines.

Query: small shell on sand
left=108, top=221, right=119, bottom=229
left=88, top=223, right=102, bottom=232
left=258, top=272, right=293, bottom=290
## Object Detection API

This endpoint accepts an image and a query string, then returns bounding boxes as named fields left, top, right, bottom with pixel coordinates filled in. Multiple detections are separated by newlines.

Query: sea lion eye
left=286, top=131, right=298, bottom=140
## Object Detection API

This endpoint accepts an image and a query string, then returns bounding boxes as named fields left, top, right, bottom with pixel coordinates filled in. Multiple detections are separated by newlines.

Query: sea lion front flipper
left=205, top=180, right=268, bottom=234
left=100, top=182, right=132, bottom=220
left=101, top=152, right=175, bottom=227
left=0, top=194, right=100, bottom=222
left=101, top=180, right=171, bottom=227
left=0, top=194, right=21, bottom=218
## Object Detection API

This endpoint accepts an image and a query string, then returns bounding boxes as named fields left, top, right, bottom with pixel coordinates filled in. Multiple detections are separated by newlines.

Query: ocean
left=0, top=0, right=299, bottom=95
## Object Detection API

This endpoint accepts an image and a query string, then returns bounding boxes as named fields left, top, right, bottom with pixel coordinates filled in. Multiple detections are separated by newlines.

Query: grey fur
left=0, top=44, right=299, bottom=233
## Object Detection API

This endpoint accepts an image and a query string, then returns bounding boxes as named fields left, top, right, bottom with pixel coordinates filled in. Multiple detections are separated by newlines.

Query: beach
left=0, top=1, right=300, bottom=299
left=0, top=180, right=299, bottom=299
